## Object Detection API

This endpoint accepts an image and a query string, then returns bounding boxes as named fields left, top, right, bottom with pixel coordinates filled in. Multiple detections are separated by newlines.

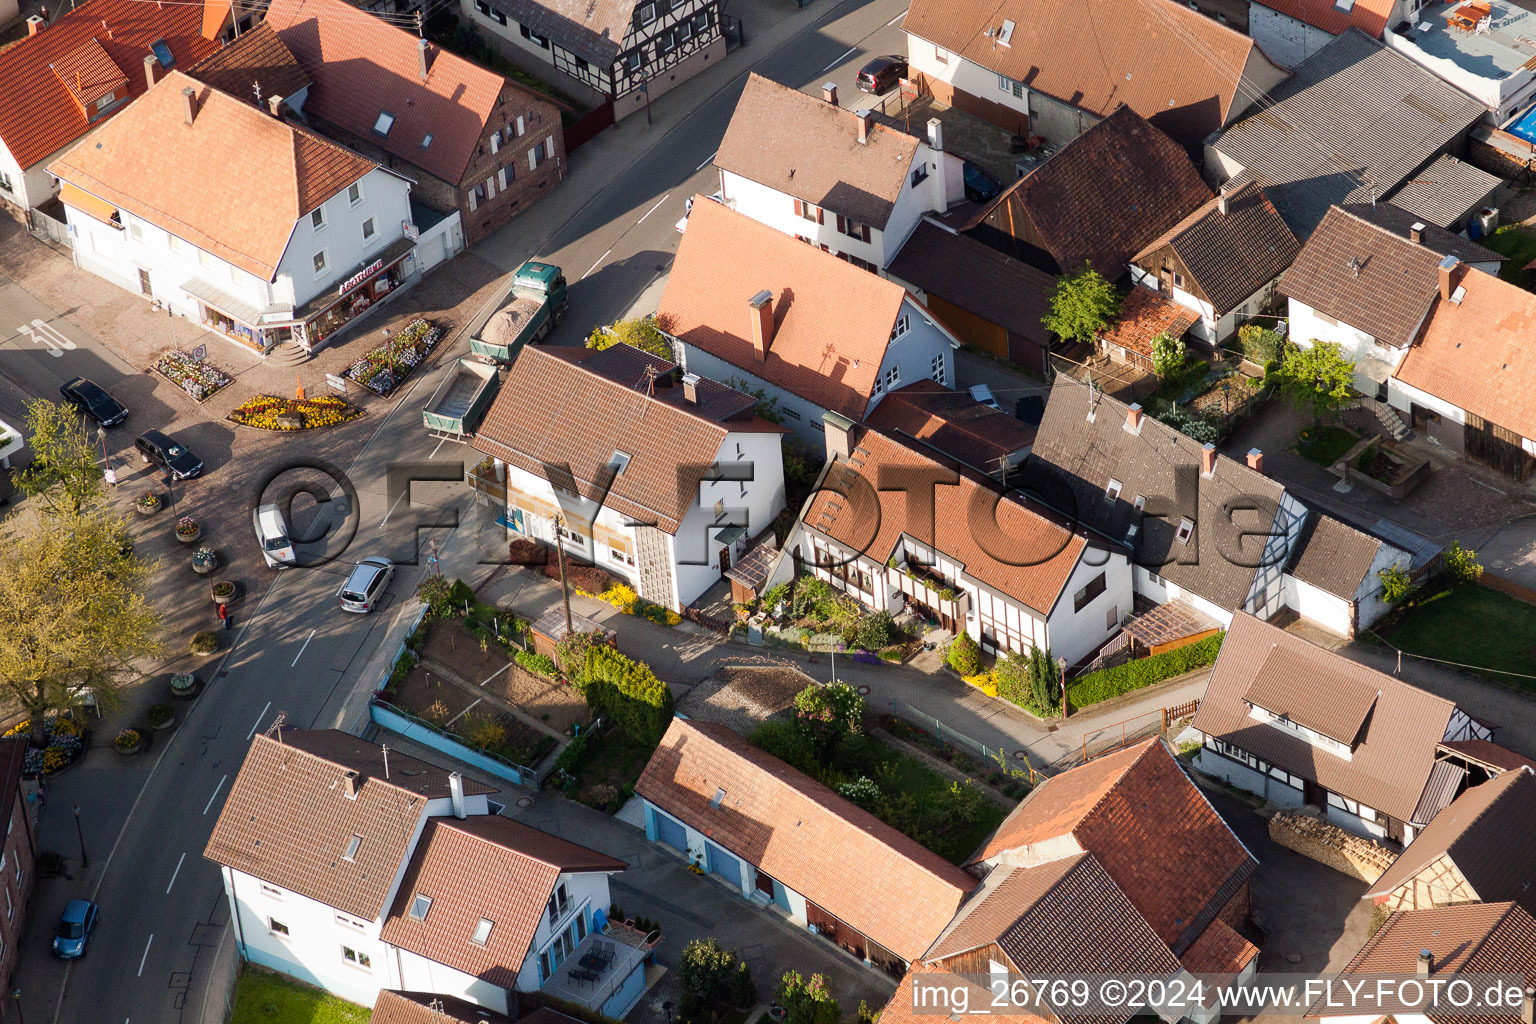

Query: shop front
left=291, top=238, right=416, bottom=353
left=181, top=277, right=283, bottom=354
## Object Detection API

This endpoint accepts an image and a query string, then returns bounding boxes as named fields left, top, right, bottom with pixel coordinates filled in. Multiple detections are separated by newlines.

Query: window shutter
left=467, top=189, right=478, bottom=212
left=497, top=168, right=508, bottom=190
left=486, top=175, right=496, bottom=197
left=816, top=207, right=824, bottom=225
left=793, top=198, right=803, bottom=217
left=529, top=148, right=538, bottom=171
left=516, top=115, right=526, bottom=136
left=861, top=224, right=871, bottom=243
left=544, top=137, right=555, bottom=158
left=835, top=214, right=845, bottom=233
left=490, top=132, right=501, bottom=154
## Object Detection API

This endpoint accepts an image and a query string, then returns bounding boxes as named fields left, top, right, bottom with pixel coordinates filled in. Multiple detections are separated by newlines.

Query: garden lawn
left=229, top=966, right=369, bottom=1024
left=1480, top=225, right=1536, bottom=288
left=1298, top=425, right=1357, bottom=468
left=563, top=727, right=657, bottom=813
left=1379, top=585, right=1536, bottom=685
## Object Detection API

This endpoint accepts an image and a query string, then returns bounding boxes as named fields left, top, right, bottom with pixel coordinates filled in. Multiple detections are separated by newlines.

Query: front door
left=755, top=869, right=774, bottom=897
left=1303, top=779, right=1327, bottom=811
left=137, top=268, right=152, bottom=297
left=719, top=546, right=731, bottom=574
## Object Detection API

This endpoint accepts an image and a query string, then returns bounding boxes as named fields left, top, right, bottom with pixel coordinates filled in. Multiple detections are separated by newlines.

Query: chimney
left=1417, top=949, right=1433, bottom=977
left=418, top=37, right=431, bottom=82
left=1437, top=254, right=1460, bottom=302
left=143, top=53, right=158, bottom=90
left=823, top=411, right=856, bottom=462
left=1246, top=447, right=1264, bottom=473
left=1125, top=403, right=1143, bottom=432
left=268, top=93, right=284, bottom=118
left=926, top=117, right=944, bottom=153
left=1200, top=442, right=1217, bottom=477
left=1216, top=187, right=1229, bottom=216
left=1410, top=221, right=1426, bottom=244
left=857, top=108, right=874, bottom=145
left=342, top=769, right=358, bottom=799
left=181, top=85, right=196, bottom=125
left=448, top=772, right=466, bottom=819
left=26, top=13, right=46, bottom=34
left=748, top=289, right=774, bottom=360
left=1521, top=987, right=1534, bottom=1024
left=681, top=372, right=701, bottom=404
left=822, top=81, right=838, bottom=107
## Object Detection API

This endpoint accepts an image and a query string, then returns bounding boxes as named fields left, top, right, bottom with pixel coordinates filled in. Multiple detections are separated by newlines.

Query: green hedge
left=1065, top=631, right=1225, bottom=708
left=576, top=645, right=674, bottom=746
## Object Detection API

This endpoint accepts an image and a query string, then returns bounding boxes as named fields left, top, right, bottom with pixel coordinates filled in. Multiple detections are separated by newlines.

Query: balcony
left=540, top=923, right=652, bottom=1014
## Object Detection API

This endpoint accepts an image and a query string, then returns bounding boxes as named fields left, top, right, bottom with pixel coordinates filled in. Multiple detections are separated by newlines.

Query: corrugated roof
left=1370, top=517, right=1445, bottom=572
left=1285, top=510, right=1396, bottom=601
left=1410, top=759, right=1467, bottom=826
left=1390, top=154, right=1503, bottom=230
left=886, top=220, right=1056, bottom=346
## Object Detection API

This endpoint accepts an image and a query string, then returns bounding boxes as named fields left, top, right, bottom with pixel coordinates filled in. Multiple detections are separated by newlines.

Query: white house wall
left=1356, top=543, right=1410, bottom=632
left=677, top=344, right=832, bottom=445
left=1043, top=547, right=1134, bottom=666
left=666, top=430, right=787, bottom=608
left=715, top=170, right=896, bottom=268
left=1132, top=566, right=1237, bottom=628
left=1387, top=374, right=1467, bottom=428
left=1385, top=30, right=1536, bottom=119
left=1282, top=574, right=1353, bottom=637
left=393, top=946, right=511, bottom=1014
left=870, top=298, right=955, bottom=402
left=274, top=166, right=414, bottom=309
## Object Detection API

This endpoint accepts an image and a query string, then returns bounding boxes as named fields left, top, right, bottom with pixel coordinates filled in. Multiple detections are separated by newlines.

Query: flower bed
left=344, top=317, right=444, bottom=396
left=229, top=394, right=362, bottom=430
left=153, top=350, right=233, bottom=402
left=6, top=714, right=87, bottom=777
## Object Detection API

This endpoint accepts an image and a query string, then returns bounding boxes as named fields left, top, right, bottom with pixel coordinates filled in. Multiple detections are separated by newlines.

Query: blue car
left=52, top=900, right=97, bottom=959
left=963, top=161, right=1003, bottom=203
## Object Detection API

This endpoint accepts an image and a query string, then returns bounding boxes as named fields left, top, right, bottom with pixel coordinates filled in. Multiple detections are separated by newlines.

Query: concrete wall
left=1385, top=30, right=1536, bottom=121
left=1282, top=573, right=1352, bottom=637
left=1247, top=4, right=1338, bottom=69
left=1387, top=373, right=1468, bottom=455
left=414, top=210, right=464, bottom=274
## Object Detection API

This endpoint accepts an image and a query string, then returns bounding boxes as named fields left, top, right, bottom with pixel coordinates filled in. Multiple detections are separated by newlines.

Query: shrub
left=843, top=610, right=895, bottom=651
left=463, top=714, right=506, bottom=751
left=424, top=699, right=450, bottom=723
left=1378, top=563, right=1413, bottom=605
left=1443, top=540, right=1483, bottom=584
left=515, top=650, right=559, bottom=678
left=115, top=728, right=141, bottom=750
left=993, top=650, right=1031, bottom=706
left=750, top=721, right=819, bottom=776
left=731, top=961, right=757, bottom=1008
left=946, top=631, right=981, bottom=675
left=554, top=731, right=592, bottom=774
left=597, top=583, right=639, bottom=611
left=190, top=631, right=220, bottom=655
left=779, top=972, right=841, bottom=1024
left=1151, top=332, right=1186, bottom=376
left=554, top=630, right=606, bottom=672
left=837, top=775, right=882, bottom=810
left=389, top=650, right=418, bottom=687
left=575, top=646, right=673, bottom=746
left=417, top=576, right=454, bottom=617
left=147, top=703, right=174, bottom=727
left=1065, top=631, right=1225, bottom=708
left=508, top=537, right=549, bottom=565
left=857, top=1001, right=881, bottom=1024
left=1236, top=323, right=1283, bottom=365
left=793, top=682, right=864, bottom=760
left=679, top=938, right=744, bottom=1017
left=761, top=581, right=791, bottom=612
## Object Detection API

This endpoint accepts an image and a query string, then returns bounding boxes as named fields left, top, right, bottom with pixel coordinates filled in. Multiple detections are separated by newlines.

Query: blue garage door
left=706, top=842, right=742, bottom=887
left=655, top=811, right=687, bottom=852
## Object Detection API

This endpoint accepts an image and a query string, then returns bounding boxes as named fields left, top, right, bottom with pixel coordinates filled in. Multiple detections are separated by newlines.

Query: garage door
left=655, top=811, right=687, bottom=852
left=706, top=843, right=742, bottom=887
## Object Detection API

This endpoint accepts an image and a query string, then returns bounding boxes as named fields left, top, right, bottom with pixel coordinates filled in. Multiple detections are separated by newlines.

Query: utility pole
left=71, top=806, right=87, bottom=867
left=553, top=513, right=573, bottom=635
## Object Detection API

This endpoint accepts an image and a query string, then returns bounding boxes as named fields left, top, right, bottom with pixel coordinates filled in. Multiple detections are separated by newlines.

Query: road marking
left=291, top=629, right=316, bottom=667
left=16, top=321, right=77, bottom=358
left=137, top=935, right=153, bottom=977
left=164, top=852, right=185, bottom=894
left=246, top=701, right=272, bottom=741
left=635, top=192, right=671, bottom=226
left=822, top=46, right=857, bottom=72
left=580, top=247, right=614, bottom=281
left=694, top=150, right=718, bottom=172
left=885, top=7, right=907, bottom=26
left=429, top=436, right=448, bottom=459
left=203, top=775, right=227, bottom=815
left=379, top=486, right=412, bottom=529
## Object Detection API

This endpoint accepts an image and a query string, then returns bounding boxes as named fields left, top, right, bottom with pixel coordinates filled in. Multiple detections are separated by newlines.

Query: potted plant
left=190, top=631, right=220, bottom=656
left=115, top=728, right=142, bottom=756
left=192, top=547, right=217, bottom=575
left=147, top=703, right=176, bottom=731
left=136, top=492, right=161, bottom=516
left=170, top=672, right=200, bottom=699
left=175, top=516, right=201, bottom=543
left=211, top=580, right=236, bottom=605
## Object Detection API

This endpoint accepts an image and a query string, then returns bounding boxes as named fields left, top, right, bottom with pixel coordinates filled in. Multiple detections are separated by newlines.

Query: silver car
left=252, top=503, right=296, bottom=568
left=338, top=556, right=394, bottom=613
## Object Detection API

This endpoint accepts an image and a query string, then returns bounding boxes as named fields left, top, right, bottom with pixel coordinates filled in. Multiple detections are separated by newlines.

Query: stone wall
left=1268, top=811, right=1395, bottom=883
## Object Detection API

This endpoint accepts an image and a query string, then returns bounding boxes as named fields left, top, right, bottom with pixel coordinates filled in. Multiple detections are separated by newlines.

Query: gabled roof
left=1242, top=642, right=1381, bottom=745
left=203, top=731, right=493, bottom=921
left=49, top=70, right=379, bottom=280
left=971, top=106, right=1211, bottom=276
left=379, top=816, right=626, bottom=989
left=1209, top=30, right=1486, bottom=237
left=659, top=199, right=918, bottom=420
left=715, top=74, right=920, bottom=229
left=1285, top=511, right=1398, bottom=601
left=1279, top=205, right=1449, bottom=350
left=471, top=344, right=765, bottom=536
left=1251, top=0, right=1395, bottom=37
left=1339, top=202, right=1505, bottom=266
left=1026, top=377, right=1287, bottom=612
left=1098, top=287, right=1200, bottom=360
left=482, top=0, right=635, bottom=67
left=636, top=719, right=976, bottom=962
left=804, top=427, right=1089, bottom=616
left=886, top=220, right=1056, bottom=346
left=1130, top=181, right=1300, bottom=316
left=0, top=0, right=222, bottom=171
left=266, top=0, right=526, bottom=185
left=1192, top=613, right=1461, bottom=823
left=371, top=990, right=518, bottom=1024
left=866, top=379, right=1035, bottom=475
left=1394, top=266, right=1536, bottom=442
left=1367, top=768, right=1536, bottom=913
left=1391, top=154, right=1503, bottom=231
left=901, top=0, right=1282, bottom=152
left=185, top=22, right=310, bottom=107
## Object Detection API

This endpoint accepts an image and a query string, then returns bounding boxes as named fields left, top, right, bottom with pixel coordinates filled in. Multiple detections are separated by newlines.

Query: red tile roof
left=1394, top=266, right=1536, bottom=442
left=371, top=991, right=517, bottom=1024
left=636, top=719, right=976, bottom=962
left=1099, top=287, right=1200, bottom=359
left=186, top=21, right=310, bottom=106
left=1179, top=917, right=1259, bottom=977
left=659, top=199, right=920, bottom=420
left=1254, top=0, right=1395, bottom=37
left=879, top=963, right=1055, bottom=1024
left=380, top=816, right=626, bottom=989
left=0, top=0, right=222, bottom=171
left=1439, top=739, right=1536, bottom=773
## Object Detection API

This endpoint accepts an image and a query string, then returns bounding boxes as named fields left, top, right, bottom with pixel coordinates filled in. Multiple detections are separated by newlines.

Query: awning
left=57, top=183, right=119, bottom=228
left=1353, top=356, right=1394, bottom=390
left=714, top=525, right=746, bottom=547
left=180, top=277, right=264, bottom=327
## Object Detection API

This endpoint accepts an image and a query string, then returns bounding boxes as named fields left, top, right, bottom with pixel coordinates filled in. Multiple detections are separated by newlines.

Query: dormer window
left=342, top=835, right=361, bottom=861
left=1176, top=517, right=1194, bottom=545
left=1105, top=478, right=1122, bottom=501
left=408, top=893, right=432, bottom=921
left=373, top=111, right=395, bottom=136
left=471, top=917, right=494, bottom=945
left=997, top=18, right=1015, bottom=44
left=610, top=451, right=632, bottom=475
left=150, top=39, right=175, bottom=68
left=1133, top=494, right=1146, bottom=511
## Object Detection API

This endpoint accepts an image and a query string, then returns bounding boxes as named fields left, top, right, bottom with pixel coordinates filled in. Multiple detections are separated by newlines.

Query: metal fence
left=890, top=699, right=1049, bottom=785
left=1074, top=699, right=1201, bottom=767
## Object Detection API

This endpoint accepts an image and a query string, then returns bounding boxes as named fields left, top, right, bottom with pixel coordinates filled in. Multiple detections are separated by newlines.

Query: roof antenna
left=253, top=79, right=263, bottom=111
left=381, top=744, right=390, bottom=780
left=416, top=9, right=424, bottom=36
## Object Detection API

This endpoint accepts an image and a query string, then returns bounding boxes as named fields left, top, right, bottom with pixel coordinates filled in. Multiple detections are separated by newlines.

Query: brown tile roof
left=1394, top=266, right=1536, bottom=442
left=1367, top=768, right=1536, bottom=913
left=380, top=816, right=626, bottom=988
left=1098, top=287, right=1200, bottom=360
left=1252, top=0, right=1395, bottom=36
left=1131, top=182, right=1300, bottom=316
left=1242, top=642, right=1381, bottom=744
left=971, top=107, right=1212, bottom=277
left=1192, top=612, right=1460, bottom=823
left=1178, top=916, right=1259, bottom=977
left=0, top=0, right=222, bottom=171
left=804, top=427, right=1088, bottom=615
left=1278, top=205, right=1449, bottom=350
left=482, top=0, right=635, bottom=66
left=278, top=730, right=497, bottom=800
left=1439, top=739, right=1536, bottom=774
left=1286, top=512, right=1393, bottom=601
left=636, top=718, right=976, bottom=961
left=1339, top=203, right=1505, bottom=267
left=902, top=0, right=1280, bottom=153
left=371, top=990, right=517, bottom=1024
left=886, top=220, right=1056, bottom=346
left=203, top=731, right=484, bottom=921
left=470, top=344, right=761, bottom=535
left=659, top=199, right=917, bottom=420
left=49, top=70, right=379, bottom=279
left=866, top=379, right=1035, bottom=474
left=186, top=22, right=310, bottom=107
left=1309, top=902, right=1536, bottom=1023
left=715, top=74, right=919, bottom=229
left=266, top=0, right=532, bottom=185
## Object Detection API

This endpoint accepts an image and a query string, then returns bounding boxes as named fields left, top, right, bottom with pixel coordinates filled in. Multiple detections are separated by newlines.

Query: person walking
left=217, top=602, right=230, bottom=631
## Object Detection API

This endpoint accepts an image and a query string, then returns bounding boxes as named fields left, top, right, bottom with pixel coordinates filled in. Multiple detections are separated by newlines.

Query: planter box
left=370, top=701, right=539, bottom=788
left=1328, top=437, right=1432, bottom=500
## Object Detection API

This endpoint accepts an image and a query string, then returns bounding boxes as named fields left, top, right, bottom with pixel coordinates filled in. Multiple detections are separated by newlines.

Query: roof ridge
left=534, top=345, right=740, bottom=434
left=256, top=730, right=425, bottom=804
left=1070, top=738, right=1162, bottom=835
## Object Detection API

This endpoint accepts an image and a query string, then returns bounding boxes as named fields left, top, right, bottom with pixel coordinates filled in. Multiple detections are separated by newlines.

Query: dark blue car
left=52, top=899, right=97, bottom=959
left=963, top=161, right=1003, bottom=203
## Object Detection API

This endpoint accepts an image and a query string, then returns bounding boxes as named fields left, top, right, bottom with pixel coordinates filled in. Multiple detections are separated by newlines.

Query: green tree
left=723, top=376, right=783, bottom=424
left=679, top=938, right=745, bottom=1017
left=1277, top=341, right=1355, bottom=427
left=10, top=399, right=104, bottom=515
left=1151, top=332, right=1187, bottom=377
left=1443, top=540, right=1483, bottom=584
left=0, top=510, right=162, bottom=745
left=1042, top=266, right=1121, bottom=345
left=793, top=681, right=864, bottom=760
left=1028, top=646, right=1061, bottom=711
left=1377, top=563, right=1413, bottom=605
left=779, top=972, right=841, bottom=1024
left=946, top=631, right=981, bottom=675
left=1236, top=323, right=1283, bottom=365
left=586, top=314, right=677, bottom=360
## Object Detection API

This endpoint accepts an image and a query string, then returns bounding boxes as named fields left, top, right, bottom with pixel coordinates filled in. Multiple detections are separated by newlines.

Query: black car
left=59, top=377, right=128, bottom=427
left=135, top=429, right=203, bottom=480
left=963, top=161, right=1003, bottom=203
left=856, top=55, right=908, bottom=94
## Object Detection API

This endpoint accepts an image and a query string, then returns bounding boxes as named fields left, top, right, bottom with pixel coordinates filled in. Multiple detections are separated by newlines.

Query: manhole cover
left=1011, top=750, right=1029, bottom=762
left=516, top=796, right=532, bottom=808
left=856, top=685, right=870, bottom=695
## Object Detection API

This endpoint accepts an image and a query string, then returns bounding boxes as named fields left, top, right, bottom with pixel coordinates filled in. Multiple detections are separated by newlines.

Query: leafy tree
left=586, top=313, right=677, bottom=360
left=723, top=376, right=783, bottom=425
left=1377, top=563, right=1413, bottom=605
left=1443, top=540, right=1483, bottom=584
left=679, top=938, right=745, bottom=1017
left=1277, top=341, right=1355, bottom=427
left=946, top=631, right=981, bottom=676
left=1042, top=266, right=1121, bottom=345
left=1236, top=323, right=1283, bottom=365
left=793, top=681, right=864, bottom=760
left=1151, top=332, right=1187, bottom=377
left=0, top=511, right=161, bottom=745
left=10, top=399, right=104, bottom=515
left=779, top=972, right=841, bottom=1024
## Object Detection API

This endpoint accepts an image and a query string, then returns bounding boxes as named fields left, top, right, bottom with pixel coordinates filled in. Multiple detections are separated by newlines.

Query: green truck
left=469, top=260, right=569, bottom=365
left=422, top=358, right=500, bottom=442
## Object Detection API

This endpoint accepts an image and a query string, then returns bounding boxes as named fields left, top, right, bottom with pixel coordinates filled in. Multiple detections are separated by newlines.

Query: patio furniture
left=571, top=967, right=600, bottom=986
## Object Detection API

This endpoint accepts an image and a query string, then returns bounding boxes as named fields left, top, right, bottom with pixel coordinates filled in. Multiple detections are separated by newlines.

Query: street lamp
left=71, top=806, right=87, bottom=867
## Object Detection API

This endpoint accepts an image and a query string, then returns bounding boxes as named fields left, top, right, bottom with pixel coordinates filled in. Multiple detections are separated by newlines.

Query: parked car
left=338, top=556, right=394, bottom=613
left=59, top=377, right=128, bottom=427
left=676, top=191, right=725, bottom=233
left=134, top=429, right=202, bottom=480
left=52, top=900, right=98, bottom=959
left=963, top=161, right=1003, bottom=203
left=252, top=503, right=296, bottom=568
left=857, top=55, right=908, bottom=94
left=969, top=384, right=1002, bottom=411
